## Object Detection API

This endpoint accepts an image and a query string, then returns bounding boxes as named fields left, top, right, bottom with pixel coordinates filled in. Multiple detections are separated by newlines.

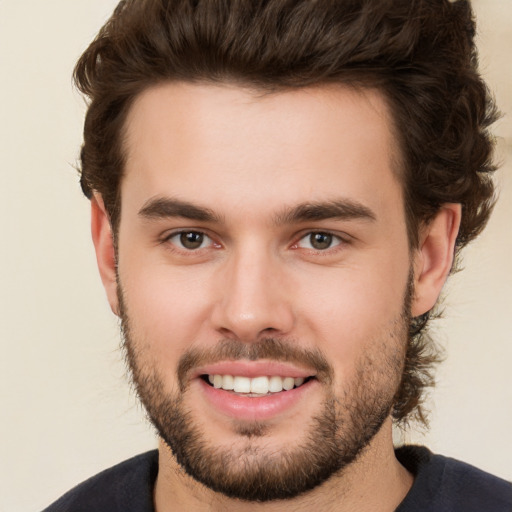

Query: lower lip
left=197, top=378, right=316, bottom=422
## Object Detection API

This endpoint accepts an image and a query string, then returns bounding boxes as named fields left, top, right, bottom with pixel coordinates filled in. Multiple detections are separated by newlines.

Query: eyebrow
left=138, top=197, right=221, bottom=223
left=274, top=200, right=377, bottom=225
left=138, top=196, right=376, bottom=225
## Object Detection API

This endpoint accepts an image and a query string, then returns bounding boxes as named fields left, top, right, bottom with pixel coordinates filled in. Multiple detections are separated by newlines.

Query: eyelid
left=161, top=229, right=220, bottom=251
left=158, top=228, right=351, bottom=252
left=292, top=230, right=351, bottom=251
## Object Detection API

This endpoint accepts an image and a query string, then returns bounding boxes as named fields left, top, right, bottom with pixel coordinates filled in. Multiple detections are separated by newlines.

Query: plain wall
left=0, top=1, right=510, bottom=510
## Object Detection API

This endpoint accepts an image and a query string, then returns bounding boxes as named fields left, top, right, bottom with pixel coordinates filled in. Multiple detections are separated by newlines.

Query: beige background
left=0, top=1, right=510, bottom=510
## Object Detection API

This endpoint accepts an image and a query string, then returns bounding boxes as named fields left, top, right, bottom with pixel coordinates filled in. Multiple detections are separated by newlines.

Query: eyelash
left=161, top=230, right=218, bottom=252
left=160, top=230, right=350, bottom=254
left=292, top=231, right=347, bottom=252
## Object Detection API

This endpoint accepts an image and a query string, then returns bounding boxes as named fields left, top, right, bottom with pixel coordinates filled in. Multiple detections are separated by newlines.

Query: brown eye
left=309, top=232, right=333, bottom=250
left=296, top=232, right=342, bottom=251
left=179, top=231, right=205, bottom=250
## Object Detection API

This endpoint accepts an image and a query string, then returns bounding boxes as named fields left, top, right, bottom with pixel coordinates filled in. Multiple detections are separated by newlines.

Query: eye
left=296, top=232, right=342, bottom=251
left=166, top=231, right=213, bottom=250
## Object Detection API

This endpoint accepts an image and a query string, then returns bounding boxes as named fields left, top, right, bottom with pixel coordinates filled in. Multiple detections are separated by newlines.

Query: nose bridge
left=212, top=239, right=294, bottom=341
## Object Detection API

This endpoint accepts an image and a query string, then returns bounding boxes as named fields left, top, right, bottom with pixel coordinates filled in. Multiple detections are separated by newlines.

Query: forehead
left=121, top=82, right=403, bottom=222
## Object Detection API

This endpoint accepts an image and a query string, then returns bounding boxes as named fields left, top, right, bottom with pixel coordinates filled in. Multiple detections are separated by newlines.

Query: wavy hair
left=74, top=0, right=499, bottom=425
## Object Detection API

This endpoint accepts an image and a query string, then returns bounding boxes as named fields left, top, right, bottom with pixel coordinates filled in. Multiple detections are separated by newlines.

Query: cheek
left=118, top=257, right=215, bottom=367
left=293, top=259, right=410, bottom=363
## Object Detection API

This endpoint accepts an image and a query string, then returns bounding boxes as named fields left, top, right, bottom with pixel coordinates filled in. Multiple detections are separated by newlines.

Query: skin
left=91, top=83, right=461, bottom=511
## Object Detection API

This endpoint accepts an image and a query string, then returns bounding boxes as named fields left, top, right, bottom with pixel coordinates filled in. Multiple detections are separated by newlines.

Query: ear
left=91, top=195, right=120, bottom=317
left=411, top=203, right=462, bottom=317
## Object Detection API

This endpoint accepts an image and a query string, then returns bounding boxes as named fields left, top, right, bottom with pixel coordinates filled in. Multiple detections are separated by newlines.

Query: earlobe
left=91, top=195, right=120, bottom=316
left=411, top=204, right=462, bottom=317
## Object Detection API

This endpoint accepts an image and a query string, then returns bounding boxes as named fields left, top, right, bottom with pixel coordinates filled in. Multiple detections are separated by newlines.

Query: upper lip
left=192, top=360, right=316, bottom=380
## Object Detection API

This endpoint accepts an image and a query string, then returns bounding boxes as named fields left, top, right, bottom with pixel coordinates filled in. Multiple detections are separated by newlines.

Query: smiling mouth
left=201, top=374, right=314, bottom=396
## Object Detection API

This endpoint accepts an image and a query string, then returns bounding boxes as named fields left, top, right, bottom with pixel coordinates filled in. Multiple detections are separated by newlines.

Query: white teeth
left=207, top=374, right=309, bottom=394
left=213, top=375, right=223, bottom=389
left=233, top=376, right=251, bottom=393
left=250, top=376, right=269, bottom=394
left=268, top=376, right=284, bottom=393
left=221, top=374, right=234, bottom=391
left=282, top=377, right=295, bottom=391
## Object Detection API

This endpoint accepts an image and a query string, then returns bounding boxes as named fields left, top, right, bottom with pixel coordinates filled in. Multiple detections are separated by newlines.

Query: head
left=75, top=0, right=498, bottom=502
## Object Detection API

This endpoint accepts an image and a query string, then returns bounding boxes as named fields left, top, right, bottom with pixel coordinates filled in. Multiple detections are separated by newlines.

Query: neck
left=153, top=419, right=413, bottom=512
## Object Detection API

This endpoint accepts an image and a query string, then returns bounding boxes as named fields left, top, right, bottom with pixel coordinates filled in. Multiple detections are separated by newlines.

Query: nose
left=211, top=244, right=295, bottom=342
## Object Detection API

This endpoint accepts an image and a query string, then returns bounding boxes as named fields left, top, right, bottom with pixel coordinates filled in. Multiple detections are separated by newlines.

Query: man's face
left=114, top=83, right=414, bottom=500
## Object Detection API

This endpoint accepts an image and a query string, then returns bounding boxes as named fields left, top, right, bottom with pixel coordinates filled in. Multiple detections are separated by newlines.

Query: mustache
left=177, top=338, right=333, bottom=390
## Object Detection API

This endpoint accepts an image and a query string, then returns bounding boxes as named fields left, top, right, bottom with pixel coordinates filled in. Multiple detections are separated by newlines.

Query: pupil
left=180, top=232, right=203, bottom=249
left=311, top=233, right=332, bottom=250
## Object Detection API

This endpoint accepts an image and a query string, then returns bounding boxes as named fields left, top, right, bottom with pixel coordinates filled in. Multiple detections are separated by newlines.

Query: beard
left=118, top=285, right=411, bottom=502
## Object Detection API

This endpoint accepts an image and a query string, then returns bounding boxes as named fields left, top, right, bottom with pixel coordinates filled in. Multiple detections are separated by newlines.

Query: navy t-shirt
left=43, top=446, right=512, bottom=511
left=395, top=446, right=512, bottom=511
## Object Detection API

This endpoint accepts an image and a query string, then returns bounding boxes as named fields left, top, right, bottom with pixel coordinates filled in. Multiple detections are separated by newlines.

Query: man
left=44, top=0, right=511, bottom=510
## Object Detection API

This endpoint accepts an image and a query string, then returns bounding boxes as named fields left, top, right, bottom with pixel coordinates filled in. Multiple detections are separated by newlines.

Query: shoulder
left=396, top=445, right=512, bottom=512
left=41, top=450, right=158, bottom=512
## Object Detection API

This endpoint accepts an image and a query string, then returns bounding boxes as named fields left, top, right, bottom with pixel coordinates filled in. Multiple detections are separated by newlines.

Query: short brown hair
left=74, top=0, right=499, bottom=424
